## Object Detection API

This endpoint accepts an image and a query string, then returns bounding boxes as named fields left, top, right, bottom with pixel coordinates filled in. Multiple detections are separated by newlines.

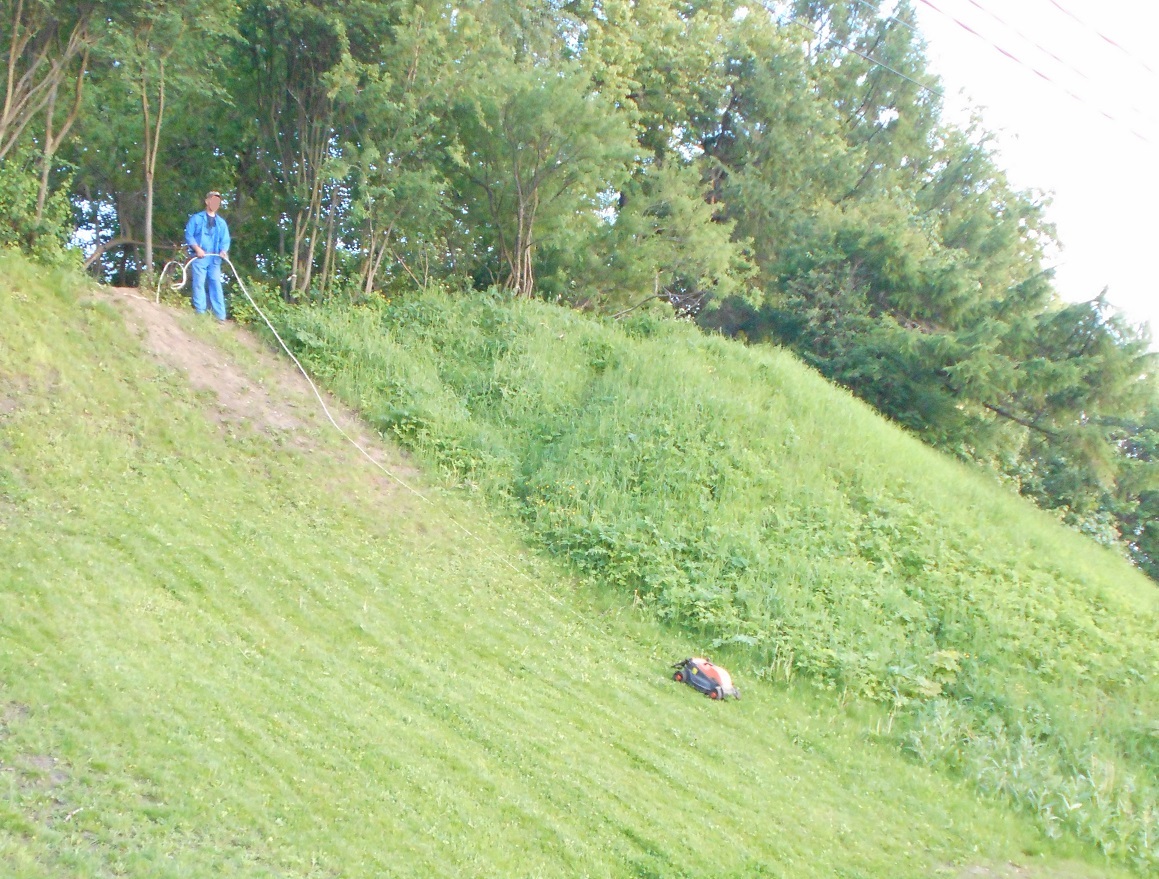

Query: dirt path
left=102, top=286, right=421, bottom=491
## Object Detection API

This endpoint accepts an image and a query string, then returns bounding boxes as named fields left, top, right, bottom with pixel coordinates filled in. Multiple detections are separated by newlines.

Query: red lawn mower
left=672, top=657, right=741, bottom=700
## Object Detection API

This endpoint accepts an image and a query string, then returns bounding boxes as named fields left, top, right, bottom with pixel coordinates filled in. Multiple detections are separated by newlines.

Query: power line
left=1044, top=0, right=1157, bottom=78
left=780, top=12, right=945, bottom=101
left=914, top=0, right=1152, bottom=145
left=763, top=1, right=1154, bottom=146
left=863, top=0, right=1146, bottom=115
left=963, top=0, right=1157, bottom=127
left=967, top=0, right=1090, bottom=82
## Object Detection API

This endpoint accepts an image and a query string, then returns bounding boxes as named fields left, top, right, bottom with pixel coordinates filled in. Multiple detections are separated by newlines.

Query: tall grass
left=269, top=289, right=1159, bottom=870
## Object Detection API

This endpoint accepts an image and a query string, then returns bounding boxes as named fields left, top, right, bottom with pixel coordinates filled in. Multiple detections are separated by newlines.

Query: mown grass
left=0, top=253, right=1140, bottom=877
left=266, top=289, right=1159, bottom=871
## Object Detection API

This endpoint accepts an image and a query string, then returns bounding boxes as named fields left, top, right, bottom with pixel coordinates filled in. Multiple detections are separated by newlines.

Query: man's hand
left=193, top=245, right=206, bottom=258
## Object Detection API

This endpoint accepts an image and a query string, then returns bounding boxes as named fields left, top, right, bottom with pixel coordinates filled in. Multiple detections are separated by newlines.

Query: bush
left=0, top=152, right=76, bottom=265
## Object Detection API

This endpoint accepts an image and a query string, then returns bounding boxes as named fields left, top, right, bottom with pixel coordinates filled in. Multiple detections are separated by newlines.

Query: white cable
left=157, top=255, right=430, bottom=499
left=149, top=253, right=631, bottom=642
left=226, top=254, right=435, bottom=504
left=220, top=261, right=599, bottom=615
left=155, top=258, right=190, bottom=304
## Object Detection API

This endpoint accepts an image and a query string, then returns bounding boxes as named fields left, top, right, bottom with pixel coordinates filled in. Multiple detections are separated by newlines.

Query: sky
left=903, top=0, right=1159, bottom=345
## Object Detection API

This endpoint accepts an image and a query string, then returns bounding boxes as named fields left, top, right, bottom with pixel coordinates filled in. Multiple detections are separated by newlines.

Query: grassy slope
left=0, top=262, right=1138, bottom=878
left=269, top=291, right=1158, bottom=869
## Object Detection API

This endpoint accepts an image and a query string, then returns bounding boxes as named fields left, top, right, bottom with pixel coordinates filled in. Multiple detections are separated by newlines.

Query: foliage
left=330, top=0, right=457, bottom=297
left=587, top=160, right=754, bottom=313
left=0, top=150, right=76, bottom=264
left=268, top=289, right=1159, bottom=870
left=6, top=0, right=1155, bottom=563
left=0, top=0, right=111, bottom=162
left=104, top=0, right=237, bottom=278
left=1106, top=402, right=1159, bottom=579
left=447, top=58, right=636, bottom=297
left=5, top=251, right=1136, bottom=878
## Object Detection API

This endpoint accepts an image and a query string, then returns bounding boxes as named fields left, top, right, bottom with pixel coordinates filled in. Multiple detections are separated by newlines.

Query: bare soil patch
left=108, top=287, right=308, bottom=434
left=1, top=373, right=56, bottom=418
left=953, top=862, right=1108, bottom=879
left=1, top=701, right=30, bottom=734
left=101, top=287, right=421, bottom=495
left=17, top=754, right=68, bottom=788
left=0, top=376, right=30, bottom=417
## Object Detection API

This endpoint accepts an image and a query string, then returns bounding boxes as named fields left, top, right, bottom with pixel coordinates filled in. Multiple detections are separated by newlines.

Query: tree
left=994, top=297, right=1156, bottom=518
left=593, top=160, right=753, bottom=314
left=101, top=0, right=235, bottom=280
left=66, top=53, right=147, bottom=281
left=788, top=1, right=940, bottom=201
left=449, top=60, right=635, bottom=297
left=329, top=0, right=456, bottom=296
left=1, top=0, right=104, bottom=163
left=0, top=0, right=127, bottom=256
left=31, top=21, right=87, bottom=222
left=1107, top=402, right=1159, bottom=579
left=577, top=0, right=740, bottom=164
left=233, top=0, right=367, bottom=298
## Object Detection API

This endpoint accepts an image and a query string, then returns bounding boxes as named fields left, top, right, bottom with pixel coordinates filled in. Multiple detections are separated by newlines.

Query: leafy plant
left=267, top=289, right=1158, bottom=870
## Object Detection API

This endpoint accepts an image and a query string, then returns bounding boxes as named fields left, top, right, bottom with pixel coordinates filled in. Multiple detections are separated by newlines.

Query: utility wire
left=854, top=0, right=1155, bottom=126
left=914, top=0, right=1152, bottom=144
left=959, top=0, right=1157, bottom=127
left=769, top=2, right=1156, bottom=144
left=842, top=0, right=1155, bottom=139
left=967, top=0, right=1093, bottom=83
left=155, top=258, right=435, bottom=505
left=781, top=13, right=945, bottom=100
left=1044, top=0, right=1157, bottom=78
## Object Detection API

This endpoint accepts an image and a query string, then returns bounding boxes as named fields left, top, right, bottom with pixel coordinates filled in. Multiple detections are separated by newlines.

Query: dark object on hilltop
left=671, top=657, right=741, bottom=700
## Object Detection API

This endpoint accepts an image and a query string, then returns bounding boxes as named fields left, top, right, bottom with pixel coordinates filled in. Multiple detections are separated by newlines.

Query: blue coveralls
left=184, top=211, right=232, bottom=320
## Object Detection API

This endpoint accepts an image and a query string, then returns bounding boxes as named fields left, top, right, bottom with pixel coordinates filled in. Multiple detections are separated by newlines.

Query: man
left=184, top=190, right=231, bottom=321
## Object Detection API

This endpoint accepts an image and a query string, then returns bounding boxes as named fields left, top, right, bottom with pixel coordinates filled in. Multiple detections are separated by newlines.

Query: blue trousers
left=191, top=256, right=226, bottom=320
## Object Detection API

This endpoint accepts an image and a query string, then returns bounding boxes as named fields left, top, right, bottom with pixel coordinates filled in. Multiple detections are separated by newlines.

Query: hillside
left=268, top=287, right=1158, bottom=869
left=0, top=252, right=1149, bottom=878
left=14, top=0, right=1153, bottom=576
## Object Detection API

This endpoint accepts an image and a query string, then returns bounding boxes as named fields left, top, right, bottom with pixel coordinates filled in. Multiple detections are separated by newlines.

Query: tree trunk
left=360, top=217, right=379, bottom=297
left=1, top=5, right=89, bottom=164
left=84, top=236, right=145, bottom=270
left=35, top=45, right=87, bottom=223
left=140, top=57, right=166, bottom=283
left=508, top=188, right=538, bottom=298
left=35, top=79, right=57, bottom=222
left=319, top=189, right=338, bottom=295
left=359, top=201, right=410, bottom=296
left=295, top=125, right=329, bottom=296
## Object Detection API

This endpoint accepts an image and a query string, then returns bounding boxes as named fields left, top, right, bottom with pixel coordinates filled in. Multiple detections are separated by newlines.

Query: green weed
left=264, top=289, right=1159, bottom=870
left=0, top=252, right=1148, bottom=876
